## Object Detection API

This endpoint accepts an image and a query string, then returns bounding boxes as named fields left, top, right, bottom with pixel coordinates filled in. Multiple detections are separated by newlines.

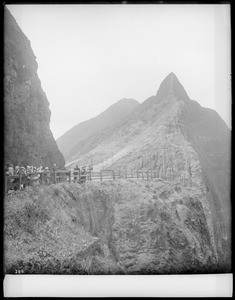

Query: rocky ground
left=4, top=179, right=223, bottom=275
left=64, top=73, right=231, bottom=272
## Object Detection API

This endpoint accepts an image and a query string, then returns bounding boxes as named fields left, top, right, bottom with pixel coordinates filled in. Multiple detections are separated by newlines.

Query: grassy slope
left=4, top=179, right=221, bottom=274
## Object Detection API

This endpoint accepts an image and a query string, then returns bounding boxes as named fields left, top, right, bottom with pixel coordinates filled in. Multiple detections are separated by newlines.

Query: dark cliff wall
left=4, top=8, right=65, bottom=168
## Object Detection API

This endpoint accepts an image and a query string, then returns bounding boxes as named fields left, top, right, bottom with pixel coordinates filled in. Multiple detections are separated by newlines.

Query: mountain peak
left=166, top=72, right=177, bottom=79
left=156, top=72, right=190, bottom=102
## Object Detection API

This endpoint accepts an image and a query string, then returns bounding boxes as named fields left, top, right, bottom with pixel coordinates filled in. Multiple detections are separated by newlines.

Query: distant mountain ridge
left=65, top=72, right=194, bottom=169
left=56, top=98, right=139, bottom=160
left=62, top=72, right=231, bottom=271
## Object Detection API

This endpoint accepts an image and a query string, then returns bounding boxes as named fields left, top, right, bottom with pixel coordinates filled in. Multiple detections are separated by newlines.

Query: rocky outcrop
left=105, top=180, right=218, bottom=274
left=4, top=8, right=65, bottom=168
left=64, top=73, right=231, bottom=271
left=56, top=98, right=139, bottom=160
left=4, top=180, right=219, bottom=274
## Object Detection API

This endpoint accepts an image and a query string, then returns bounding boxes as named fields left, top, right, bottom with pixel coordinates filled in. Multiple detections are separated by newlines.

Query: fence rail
left=5, top=169, right=159, bottom=195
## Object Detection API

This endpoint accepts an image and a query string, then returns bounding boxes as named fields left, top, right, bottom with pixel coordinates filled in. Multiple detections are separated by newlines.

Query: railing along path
left=5, top=169, right=160, bottom=195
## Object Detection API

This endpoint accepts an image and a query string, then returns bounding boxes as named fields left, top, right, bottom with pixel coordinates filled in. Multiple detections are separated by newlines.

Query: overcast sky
left=7, top=4, right=231, bottom=139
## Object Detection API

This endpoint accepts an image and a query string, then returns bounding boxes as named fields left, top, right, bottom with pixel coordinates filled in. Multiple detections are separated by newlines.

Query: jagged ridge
left=64, top=73, right=231, bottom=271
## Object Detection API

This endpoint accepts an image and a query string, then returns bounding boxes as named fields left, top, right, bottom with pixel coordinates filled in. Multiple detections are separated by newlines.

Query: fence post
left=100, top=171, right=102, bottom=181
left=119, top=170, right=121, bottom=179
left=73, top=171, right=77, bottom=183
left=113, top=170, right=115, bottom=180
left=142, top=170, right=144, bottom=180
left=19, top=174, right=22, bottom=190
left=54, top=170, right=56, bottom=184
left=69, top=171, right=71, bottom=183
left=78, top=169, right=81, bottom=182
left=90, top=170, right=92, bottom=181
left=40, top=172, right=43, bottom=185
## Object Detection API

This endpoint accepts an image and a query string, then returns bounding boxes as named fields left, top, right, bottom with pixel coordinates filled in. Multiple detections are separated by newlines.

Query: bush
left=53, top=187, right=60, bottom=196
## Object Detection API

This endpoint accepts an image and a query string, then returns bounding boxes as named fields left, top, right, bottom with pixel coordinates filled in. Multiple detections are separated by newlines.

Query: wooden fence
left=5, top=169, right=159, bottom=195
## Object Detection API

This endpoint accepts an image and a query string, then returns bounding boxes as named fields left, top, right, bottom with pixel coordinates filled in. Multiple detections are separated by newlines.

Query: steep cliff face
left=4, top=181, right=219, bottom=274
left=4, top=8, right=65, bottom=168
left=184, top=100, right=231, bottom=269
left=64, top=73, right=231, bottom=271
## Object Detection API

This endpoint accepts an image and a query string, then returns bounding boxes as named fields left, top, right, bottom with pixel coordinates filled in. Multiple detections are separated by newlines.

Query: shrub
left=53, top=187, right=60, bottom=196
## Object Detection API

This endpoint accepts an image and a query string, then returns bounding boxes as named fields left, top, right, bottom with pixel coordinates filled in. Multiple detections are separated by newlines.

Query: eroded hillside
left=57, top=98, right=139, bottom=160
left=4, top=179, right=227, bottom=275
left=64, top=73, right=231, bottom=270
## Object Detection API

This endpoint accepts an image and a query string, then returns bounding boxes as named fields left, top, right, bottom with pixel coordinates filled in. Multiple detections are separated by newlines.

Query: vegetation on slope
left=4, top=179, right=221, bottom=275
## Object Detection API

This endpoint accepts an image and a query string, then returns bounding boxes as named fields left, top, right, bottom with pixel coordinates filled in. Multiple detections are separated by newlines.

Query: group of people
left=5, top=164, right=51, bottom=176
left=73, top=165, right=92, bottom=182
left=5, top=163, right=93, bottom=194
left=5, top=164, right=56, bottom=193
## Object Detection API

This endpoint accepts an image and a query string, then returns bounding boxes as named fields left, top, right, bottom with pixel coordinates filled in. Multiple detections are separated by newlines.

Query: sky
left=6, top=4, right=231, bottom=139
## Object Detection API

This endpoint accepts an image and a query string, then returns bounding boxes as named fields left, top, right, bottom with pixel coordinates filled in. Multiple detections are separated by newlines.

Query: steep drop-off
left=64, top=73, right=231, bottom=270
left=4, top=180, right=220, bottom=274
left=4, top=8, right=65, bottom=168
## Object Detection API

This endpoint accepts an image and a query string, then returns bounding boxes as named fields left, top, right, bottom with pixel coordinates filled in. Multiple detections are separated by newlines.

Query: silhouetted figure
left=80, top=166, right=86, bottom=183
left=74, top=165, right=80, bottom=183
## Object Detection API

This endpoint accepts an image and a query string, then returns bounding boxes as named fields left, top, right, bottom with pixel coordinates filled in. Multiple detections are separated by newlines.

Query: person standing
left=73, top=165, right=80, bottom=183
left=52, top=163, right=58, bottom=182
left=44, top=167, right=50, bottom=184
left=80, top=166, right=86, bottom=183
left=12, top=166, right=20, bottom=191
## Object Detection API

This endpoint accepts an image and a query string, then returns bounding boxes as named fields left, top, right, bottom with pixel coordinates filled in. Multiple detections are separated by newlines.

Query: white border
left=4, top=274, right=233, bottom=297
